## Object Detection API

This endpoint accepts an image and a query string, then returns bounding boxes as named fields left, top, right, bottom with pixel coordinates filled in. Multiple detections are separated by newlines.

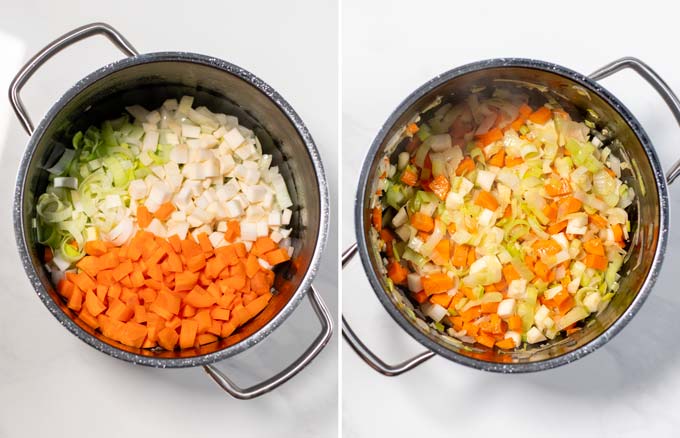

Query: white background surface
left=0, top=1, right=337, bottom=437
left=342, top=1, right=680, bottom=437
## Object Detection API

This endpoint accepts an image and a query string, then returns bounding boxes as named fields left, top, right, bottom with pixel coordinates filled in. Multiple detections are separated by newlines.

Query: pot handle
left=590, top=57, right=680, bottom=185
left=203, top=285, right=333, bottom=399
left=342, top=243, right=435, bottom=376
left=9, top=22, right=138, bottom=136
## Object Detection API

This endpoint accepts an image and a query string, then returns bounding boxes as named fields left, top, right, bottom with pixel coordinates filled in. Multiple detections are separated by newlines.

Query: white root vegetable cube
left=219, top=155, right=236, bottom=174
left=507, top=279, right=527, bottom=299
left=182, top=123, right=202, bottom=138
left=527, top=326, right=547, bottom=344
left=217, top=180, right=239, bottom=202
left=475, top=170, right=496, bottom=192
left=224, top=127, right=245, bottom=149
left=142, top=130, right=159, bottom=152
left=268, top=211, right=281, bottom=226
left=282, top=209, right=292, bottom=225
left=170, top=144, right=189, bottom=164
left=243, top=185, right=268, bottom=203
left=270, top=230, right=283, bottom=243
left=225, top=200, right=243, bottom=218
left=128, top=180, right=147, bottom=200
left=148, top=183, right=172, bottom=204
left=235, top=142, right=256, bottom=160
left=201, top=158, right=221, bottom=178
left=497, top=298, right=516, bottom=318
left=256, top=220, right=269, bottom=237
left=407, top=273, right=422, bottom=293
left=181, top=163, right=203, bottom=180
left=208, top=231, right=225, bottom=248
left=240, top=222, right=257, bottom=241
left=446, top=192, right=464, bottom=209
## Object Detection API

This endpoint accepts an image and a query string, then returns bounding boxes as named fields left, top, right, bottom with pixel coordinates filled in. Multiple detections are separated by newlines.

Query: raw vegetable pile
left=36, top=96, right=294, bottom=350
left=372, top=89, right=634, bottom=350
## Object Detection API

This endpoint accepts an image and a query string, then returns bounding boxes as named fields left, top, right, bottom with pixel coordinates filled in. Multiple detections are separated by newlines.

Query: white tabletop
left=342, top=1, right=680, bottom=437
left=0, top=1, right=337, bottom=437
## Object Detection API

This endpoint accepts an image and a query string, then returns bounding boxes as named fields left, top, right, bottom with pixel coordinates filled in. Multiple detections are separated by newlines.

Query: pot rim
left=355, top=57, right=669, bottom=373
left=14, top=51, right=330, bottom=368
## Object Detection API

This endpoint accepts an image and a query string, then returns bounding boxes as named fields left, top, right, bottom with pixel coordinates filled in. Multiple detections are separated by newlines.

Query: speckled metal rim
left=14, top=51, right=329, bottom=368
left=355, top=58, right=669, bottom=373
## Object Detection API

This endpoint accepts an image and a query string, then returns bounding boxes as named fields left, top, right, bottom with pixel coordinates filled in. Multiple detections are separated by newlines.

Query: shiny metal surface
left=590, top=57, right=680, bottom=185
left=11, top=23, right=331, bottom=396
left=342, top=243, right=434, bottom=376
left=352, top=58, right=670, bottom=373
left=8, top=23, right=138, bottom=135
left=204, top=286, right=332, bottom=399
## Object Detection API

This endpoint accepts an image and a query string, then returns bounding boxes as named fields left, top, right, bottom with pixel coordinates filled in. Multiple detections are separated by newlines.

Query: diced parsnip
left=497, top=298, right=516, bottom=318
left=507, top=279, right=527, bottom=299
left=475, top=170, right=496, bottom=192
left=407, top=273, right=422, bottom=292
left=526, top=326, right=547, bottom=344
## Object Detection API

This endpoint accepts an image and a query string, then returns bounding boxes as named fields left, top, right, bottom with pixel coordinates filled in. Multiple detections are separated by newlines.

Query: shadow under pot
left=343, top=57, right=680, bottom=375
left=11, top=23, right=332, bottom=399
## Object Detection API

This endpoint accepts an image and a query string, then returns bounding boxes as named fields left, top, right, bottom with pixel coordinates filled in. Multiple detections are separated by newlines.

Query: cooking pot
left=343, top=58, right=680, bottom=375
left=10, top=22, right=332, bottom=398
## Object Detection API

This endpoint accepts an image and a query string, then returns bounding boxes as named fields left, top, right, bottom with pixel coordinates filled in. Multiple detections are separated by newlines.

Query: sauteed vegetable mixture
left=372, top=89, right=634, bottom=349
left=35, top=97, right=294, bottom=350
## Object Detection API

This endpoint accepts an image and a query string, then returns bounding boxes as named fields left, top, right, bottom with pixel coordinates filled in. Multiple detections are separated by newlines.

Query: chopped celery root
left=372, top=90, right=634, bottom=350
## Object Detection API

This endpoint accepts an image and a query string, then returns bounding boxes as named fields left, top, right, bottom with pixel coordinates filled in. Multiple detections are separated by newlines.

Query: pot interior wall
left=363, top=66, right=660, bottom=364
left=21, top=59, right=321, bottom=359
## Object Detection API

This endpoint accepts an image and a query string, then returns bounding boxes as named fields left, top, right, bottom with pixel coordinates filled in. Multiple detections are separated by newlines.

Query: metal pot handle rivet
left=203, top=285, right=333, bottom=399
left=9, top=22, right=138, bottom=136
left=341, top=243, right=435, bottom=376
left=590, top=57, right=680, bottom=185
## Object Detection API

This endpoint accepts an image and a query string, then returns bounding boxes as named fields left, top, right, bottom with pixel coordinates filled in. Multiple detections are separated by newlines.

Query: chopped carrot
left=455, top=157, right=475, bottom=176
left=422, top=272, right=454, bottom=295
left=518, top=104, right=532, bottom=118
left=487, top=149, right=505, bottom=167
left=400, top=168, right=418, bottom=186
left=533, top=260, right=550, bottom=281
left=477, top=127, right=504, bottom=147
left=481, top=301, right=499, bottom=314
left=528, top=106, right=552, bottom=124
left=407, top=122, right=419, bottom=134
left=84, top=240, right=107, bottom=256
left=224, top=220, right=241, bottom=242
left=262, top=248, right=290, bottom=266
left=430, top=240, right=450, bottom=266
left=452, top=244, right=469, bottom=268
left=505, top=156, right=524, bottom=167
left=387, top=261, right=408, bottom=285
left=532, top=239, right=562, bottom=258
left=137, top=205, right=153, bottom=228
left=477, top=333, right=496, bottom=348
left=558, top=196, right=582, bottom=216
left=583, top=238, right=605, bottom=256
left=412, top=290, right=428, bottom=304
left=612, top=223, right=624, bottom=244
left=428, top=175, right=450, bottom=201
left=585, top=253, right=608, bottom=271
left=410, top=212, right=434, bottom=232
left=503, top=264, right=520, bottom=282
left=547, top=220, right=568, bottom=234
left=590, top=214, right=609, bottom=228
left=153, top=202, right=176, bottom=221
left=507, top=315, right=522, bottom=332
left=495, top=338, right=516, bottom=350
left=545, top=177, right=572, bottom=197
left=372, top=207, right=382, bottom=231
left=475, top=190, right=499, bottom=211
left=429, top=293, right=453, bottom=308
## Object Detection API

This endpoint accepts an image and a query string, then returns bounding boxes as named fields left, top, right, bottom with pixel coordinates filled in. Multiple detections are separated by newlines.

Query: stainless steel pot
left=11, top=23, right=332, bottom=399
left=343, top=58, right=680, bottom=375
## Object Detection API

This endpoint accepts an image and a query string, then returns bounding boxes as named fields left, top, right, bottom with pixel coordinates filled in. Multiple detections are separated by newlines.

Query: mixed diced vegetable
left=372, top=89, right=634, bottom=350
left=36, top=96, right=294, bottom=350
